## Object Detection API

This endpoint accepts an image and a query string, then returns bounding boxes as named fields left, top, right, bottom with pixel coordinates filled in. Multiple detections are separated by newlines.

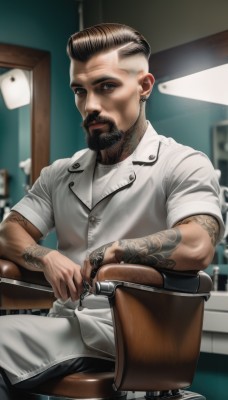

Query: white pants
left=0, top=311, right=115, bottom=385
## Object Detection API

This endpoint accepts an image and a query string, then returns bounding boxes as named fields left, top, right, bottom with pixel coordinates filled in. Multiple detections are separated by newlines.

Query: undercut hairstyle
left=67, top=22, right=151, bottom=62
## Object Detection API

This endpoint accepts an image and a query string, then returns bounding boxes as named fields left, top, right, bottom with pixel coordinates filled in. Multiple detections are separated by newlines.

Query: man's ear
left=139, top=73, right=155, bottom=100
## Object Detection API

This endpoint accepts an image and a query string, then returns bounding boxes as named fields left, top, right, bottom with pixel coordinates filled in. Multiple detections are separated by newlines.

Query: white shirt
left=12, top=122, right=224, bottom=354
left=13, top=122, right=224, bottom=265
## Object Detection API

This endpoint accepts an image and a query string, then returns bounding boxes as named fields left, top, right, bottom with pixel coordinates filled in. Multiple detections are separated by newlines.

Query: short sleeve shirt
left=13, top=122, right=224, bottom=267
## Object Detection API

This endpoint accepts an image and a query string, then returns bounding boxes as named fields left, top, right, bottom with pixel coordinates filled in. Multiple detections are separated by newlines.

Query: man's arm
left=82, top=214, right=219, bottom=283
left=0, top=211, right=43, bottom=265
left=0, top=211, right=83, bottom=301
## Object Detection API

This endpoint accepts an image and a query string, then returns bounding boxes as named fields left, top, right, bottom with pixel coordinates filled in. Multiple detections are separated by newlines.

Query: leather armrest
left=0, top=259, right=51, bottom=287
left=95, top=263, right=164, bottom=287
left=95, top=264, right=212, bottom=294
left=0, top=259, right=54, bottom=310
left=0, top=260, right=212, bottom=294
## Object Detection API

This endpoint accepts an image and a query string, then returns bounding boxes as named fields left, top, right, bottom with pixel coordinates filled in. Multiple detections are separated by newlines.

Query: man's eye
left=73, top=87, right=86, bottom=96
left=101, top=83, right=116, bottom=91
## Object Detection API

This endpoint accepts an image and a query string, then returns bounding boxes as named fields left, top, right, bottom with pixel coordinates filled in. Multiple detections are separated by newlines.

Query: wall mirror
left=0, top=66, right=31, bottom=206
left=0, top=43, right=50, bottom=203
left=149, top=30, right=228, bottom=187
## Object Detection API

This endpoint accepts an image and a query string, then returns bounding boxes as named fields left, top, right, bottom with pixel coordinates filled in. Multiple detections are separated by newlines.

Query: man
left=0, top=23, right=224, bottom=399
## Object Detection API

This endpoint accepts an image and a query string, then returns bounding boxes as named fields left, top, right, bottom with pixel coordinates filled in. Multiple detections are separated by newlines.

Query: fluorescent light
left=0, top=69, right=30, bottom=109
left=158, top=64, right=228, bottom=106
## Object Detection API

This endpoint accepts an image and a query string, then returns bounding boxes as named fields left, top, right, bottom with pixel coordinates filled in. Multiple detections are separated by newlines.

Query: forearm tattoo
left=89, top=242, right=113, bottom=278
left=6, top=212, right=28, bottom=227
left=175, top=214, right=219, bottom=246
left=23, top=245, right=52, bottom=269
left=118, top=228, right=182, bottom=270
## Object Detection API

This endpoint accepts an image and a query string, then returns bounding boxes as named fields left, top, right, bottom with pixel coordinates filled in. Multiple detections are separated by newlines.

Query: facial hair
left=83, top=111, right=123, bottom=151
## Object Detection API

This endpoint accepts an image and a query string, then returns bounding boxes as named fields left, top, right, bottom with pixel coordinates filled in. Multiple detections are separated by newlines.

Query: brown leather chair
left=0, top=259, right=212, bottom=400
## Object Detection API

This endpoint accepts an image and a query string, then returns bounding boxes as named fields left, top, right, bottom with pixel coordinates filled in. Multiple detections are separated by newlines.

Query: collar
left=132, top=122, right=160, bottom=164
left=68, top=122, right=160, bottom=173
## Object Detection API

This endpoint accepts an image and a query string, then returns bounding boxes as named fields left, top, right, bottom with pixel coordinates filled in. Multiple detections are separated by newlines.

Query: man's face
left=70, top=49, right=148, bottom=150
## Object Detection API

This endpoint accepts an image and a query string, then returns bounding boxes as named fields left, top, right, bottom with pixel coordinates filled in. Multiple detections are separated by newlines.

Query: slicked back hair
left=67, top=23, right=151, bottom=63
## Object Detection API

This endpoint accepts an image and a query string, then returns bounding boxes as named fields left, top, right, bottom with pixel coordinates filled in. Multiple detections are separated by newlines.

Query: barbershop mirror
left=149, top=30, right=228, bottom=187
left=0, top=66, right=31, bottom=206
left=0, top=43, right=50, bottom=209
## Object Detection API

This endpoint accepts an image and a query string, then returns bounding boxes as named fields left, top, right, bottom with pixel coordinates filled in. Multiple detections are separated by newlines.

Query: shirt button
left=69, top=181, right=74, bottom=188
left=72, top=162, right=80, bottom=169
left=129, top=174, right=134, bottom=181
left=149, top=154, right=155, bottom=161
left=89, top=216, right=96, bottom=223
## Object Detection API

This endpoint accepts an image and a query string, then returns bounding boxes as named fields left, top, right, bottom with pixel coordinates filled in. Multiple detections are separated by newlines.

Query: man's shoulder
left=155, top=130, right=206, bottom=158
left=39, top=148, right=90, bottom=184
left=50, top=148, right=89, bottom=170
left=145, top=123, right=201, bottom=158
left=146, top=123, right=211, bottom=172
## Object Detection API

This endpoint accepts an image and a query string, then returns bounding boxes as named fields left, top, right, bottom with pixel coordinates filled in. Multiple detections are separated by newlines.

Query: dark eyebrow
left=70, top=75, right=120, bottom=89
left=70, top=81, right=82, bottom=89
left=92, top=76, right=119, bottom=85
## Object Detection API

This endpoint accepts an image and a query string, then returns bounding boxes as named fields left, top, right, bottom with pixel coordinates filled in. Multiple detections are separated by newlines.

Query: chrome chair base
left=18, top=390, right=205, bottom=400
left=145, top=390, right=206, bottom=400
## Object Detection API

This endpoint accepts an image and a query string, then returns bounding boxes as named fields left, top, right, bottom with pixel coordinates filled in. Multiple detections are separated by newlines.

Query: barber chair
left=0, top=258, right=212, bottom=400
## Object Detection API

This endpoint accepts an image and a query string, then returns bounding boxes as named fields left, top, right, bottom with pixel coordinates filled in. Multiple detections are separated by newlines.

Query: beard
left=83, top=112, right=123, bottom=151
left=87, top=128, right=123, bottom=151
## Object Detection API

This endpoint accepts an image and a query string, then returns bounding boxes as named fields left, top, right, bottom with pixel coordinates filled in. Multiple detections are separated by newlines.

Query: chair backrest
left=95, top=264, right=212, bottom=392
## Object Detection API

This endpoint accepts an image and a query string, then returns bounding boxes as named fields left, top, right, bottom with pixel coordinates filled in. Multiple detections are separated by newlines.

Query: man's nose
left=85, top=92, right=101, bottom=115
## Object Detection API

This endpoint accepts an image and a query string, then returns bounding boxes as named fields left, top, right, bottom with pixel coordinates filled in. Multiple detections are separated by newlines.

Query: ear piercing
left=140, top=97, right=147, bottom=102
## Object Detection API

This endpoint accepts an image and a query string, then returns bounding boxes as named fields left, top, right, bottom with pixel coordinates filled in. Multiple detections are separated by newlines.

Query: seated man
left=0, top=22, right=224, bottom=400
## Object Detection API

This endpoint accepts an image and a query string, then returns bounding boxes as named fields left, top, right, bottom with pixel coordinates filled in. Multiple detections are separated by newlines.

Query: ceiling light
left=158, top=64, right=228, bottom=106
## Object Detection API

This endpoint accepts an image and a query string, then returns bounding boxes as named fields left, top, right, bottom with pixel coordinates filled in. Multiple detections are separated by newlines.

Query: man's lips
left=88, top=122, right=109, bottom=132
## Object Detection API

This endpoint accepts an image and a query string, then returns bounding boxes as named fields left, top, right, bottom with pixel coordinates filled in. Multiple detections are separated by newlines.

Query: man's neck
left=98, top=114, right=147, bottom=165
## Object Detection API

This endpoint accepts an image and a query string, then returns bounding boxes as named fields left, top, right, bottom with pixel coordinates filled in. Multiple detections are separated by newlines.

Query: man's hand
left=81, top=242, right=117, bottom=284
left=23, top=245, right=84, bottom=301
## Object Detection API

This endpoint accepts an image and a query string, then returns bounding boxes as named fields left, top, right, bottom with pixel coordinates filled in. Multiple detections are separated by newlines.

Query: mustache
left=83, top=113, right=115, bottom=129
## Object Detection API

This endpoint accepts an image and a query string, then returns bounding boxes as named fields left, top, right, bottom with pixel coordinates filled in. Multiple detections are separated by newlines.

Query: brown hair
left=67, top=22, right=151, bottom=62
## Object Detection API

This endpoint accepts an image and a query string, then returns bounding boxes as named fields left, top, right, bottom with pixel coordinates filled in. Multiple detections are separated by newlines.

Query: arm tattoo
left=118, top=228, right=182, bottom=270
left=175, top=214, right=219, bottom=246
left=89, top=242, right=113, bottom=278
left=23, top=244, right=52, bottom=269
left=6, top=213, right=28, bottom=227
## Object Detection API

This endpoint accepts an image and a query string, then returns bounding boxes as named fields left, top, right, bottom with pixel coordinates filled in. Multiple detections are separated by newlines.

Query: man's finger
left=81, top=258, right=92, bottom=282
